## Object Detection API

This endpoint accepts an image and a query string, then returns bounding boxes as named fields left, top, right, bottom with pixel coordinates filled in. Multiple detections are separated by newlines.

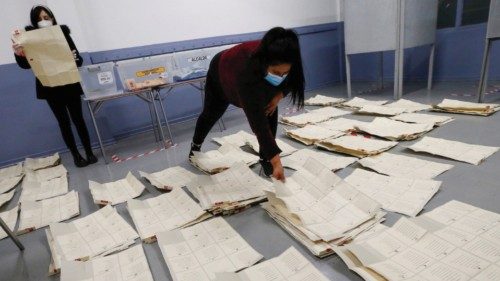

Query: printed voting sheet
left=316, top=135, right=398, bottom=158
left=390, top=112, right=453, bottom=126
left=212, top=130, right=297, bottom=156
left=280, top=107, right=351, bottom=127
left=285, top=124, right=345, bottom=145
left=282, top=148, right=357, bottom=172
left=89, top=172, right=145, bottom=205
left=190, top=144, right=259, bottom=174
left=24, top=152, right=60, bottom=171
left=139, top=166, right=197, bottom=191
left=354, top=117, right=434, bottom=141
left=305, top=94, right=346, bottom=106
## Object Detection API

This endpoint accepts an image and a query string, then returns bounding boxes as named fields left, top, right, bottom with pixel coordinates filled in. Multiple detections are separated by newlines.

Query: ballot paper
left=336, top=200, right=500, bottom=281
left=305, top=94, right=346, bottom=106
left=60, top=244, right=154, bottom=281
left=19, top=175, right=68, bottom=202
left=390, top=112, right=454, bottom=126
left=127, top=188, right=212, bottom=243
left=408, top=136, right=499, bottom=165
left=432, top=98, right=500, bottom=116
left=317, top=117, right=369, bottom=132
left=279, top=107, right=351, bottom=127
left=18, top=191, right=79, bottom=234
left=13, top=25, right=80, bottom=87
left=354, top=117, right=434, bottom=141
left=0, top=206, right=19, bottom=240
left=88, top=172, right=145, bottom=205
left=0, top=162, right=23, bottom=179
left=284, top=124, right=345, bottom=145
left=344, top=169, right=441, bottom=216
left=357, top=105, right=408, bottom=116
left=139, top=166, right=197, bottom=191
left=24, top=164, right=67, bottom=182
left=337, top=97, right=388, bottom=109
left=156, top=217, right=263, bottom=281
left=190, top=144, right=259, bottom=174
left=187, top=162, right=269, bottom=215
left=46, top=205, right=139, bottom=273
left=24, top=153, right=60, bottom=171
left=316, top=135, right=398, bottom=158
left=0, top=189, right=16, bottom=208
left=213, top=247, right=330, bottom=281
left=384, top=99, right=432, bottom=113
left=0, top=175, right=23, bottom=194
left=212, top=130, right=297, bottom=156
left=281, top=148, right=357, bottom=172
left=358, top=152, right=454, bottom=179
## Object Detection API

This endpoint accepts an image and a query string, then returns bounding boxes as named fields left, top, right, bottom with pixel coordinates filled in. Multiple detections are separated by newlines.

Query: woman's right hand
left=12, top=30, right=25, bottom=57
left=270, top=154, right=286, bottom=182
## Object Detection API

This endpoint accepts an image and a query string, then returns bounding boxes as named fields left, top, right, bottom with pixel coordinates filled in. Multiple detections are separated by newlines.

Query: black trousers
left=192, top=55, right=278, bottom=160
left=46, top=95, right=92, bottom=155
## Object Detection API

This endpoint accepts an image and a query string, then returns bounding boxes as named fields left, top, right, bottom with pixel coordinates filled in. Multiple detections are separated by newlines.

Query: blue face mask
left=265, top=72, right=288, bottom=86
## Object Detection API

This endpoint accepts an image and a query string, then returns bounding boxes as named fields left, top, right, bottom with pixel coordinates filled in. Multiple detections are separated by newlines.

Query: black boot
left=72, top=151, right=88, bottom=168
left=86, top=152, right=98, bottom=164
left=189, top=142, right=202, bottom=158
left=259, top=159, right=273, bottom=177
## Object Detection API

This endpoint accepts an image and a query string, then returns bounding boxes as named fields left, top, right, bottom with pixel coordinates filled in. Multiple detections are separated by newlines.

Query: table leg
left=149, top=91, right=167, bottom=149
left=0, top=217, right=24, bottom=251
left=87, top=102, right=108, bottom=164
left=155, top=89, right=174, bottom=144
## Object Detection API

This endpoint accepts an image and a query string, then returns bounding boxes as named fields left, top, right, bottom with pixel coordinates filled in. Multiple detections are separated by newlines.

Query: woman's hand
left=270, top=154, right=285, bottom=182
left=11, top=30, right=25, bottom=57
left=72, top=50, right=78, bottom=61
left=265, top=92, right=284, bottom=116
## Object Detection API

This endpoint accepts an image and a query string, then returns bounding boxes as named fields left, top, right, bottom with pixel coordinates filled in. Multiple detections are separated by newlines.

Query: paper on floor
left=24, top=153, right=60, bottom=171
left=337, top=97, right=388, bottom=109
left=0, top=206, right=19, bottom=240
left=390, top=112, right=454, bottom=126
left=357, top=104, right=407, bottom=116
left=139, top=166, right=197, bottom=191
left=0, top=175, right=23, bottom=194
left=19, top=175, right=68, bottom=202
left=305, top=94, right=346, bottom=106
left=190, top=144, right=259, bottom=174
left=24, top=164, right=67, bottom=182
left=212, top=130, right=298, bottom=156
left=354, top=117, right=434, bottom=141
left=0, top=162, right=23, bottom=179
left=432, top=98, right=500, bottom=116
left=89, top=172, right=145, bottom=205
left=0, top=189, right=16, bottom=208
left=384, top=99, right=432, bottom=113
left=285, top=124, right=345, bottom=145
left=317, top=117, right=370, bottom=132
left=282, top=148, right=357, bottom=171
left=280, top=107, right=351, bottom=127
left=316, top=135, right=398, bottom=158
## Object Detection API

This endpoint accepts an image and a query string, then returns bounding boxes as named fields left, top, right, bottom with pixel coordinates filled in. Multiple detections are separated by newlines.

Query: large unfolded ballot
left=0, top=175, right=23, bottom=194
left=156, top=217, right=263, bottom=281
left=358, top=152, right=454, bottom=179
left=19, top=175, right=68, bottom=202
left=344, top=169, right=441, bottom=217
left=0, top=206, right=19, bottom=240
left=24, top=164, right=67, bottom=182
left=0, top=162, right=23, bottom=179
left=187, top=162, right=269, bottom=215
left=432, top=98, right=500, bottom=116
left=212, top=130, right=297, bottom=156
left=317, top=117, right=369, bottom=132
left=337, top=97, right=388, bottom=110
left=190, top=144, right=259, bottom=174
left=46, top=205, right=139, bottom=274
left=18, top=191, right=79, bottom=234
left=354, top=117, right=434, bottom=141
left=282, top=148, right=357, bottom=171
left=390, top=112, right=454, bottom=126
left=24, top=153, right=60, bottom=171
left=335, top=200, right=500, bottom=281
left=214, top=247, right=330, bottom=281
left=316, top=135, right=398, bottom=158
left=280, top=106, right=351, bottom=127
left=408, top=136, right=499, bottom=165
left=284, top=124, right=345, bottom=145
left=305, top=94, right=346, bottom=106
left=89, top=172, right=145, bottom=206
left=357, top=104, right=407, bottom=116
left=127, top=188, right=212, bottom=243
left=139, top=166, right=197, bottom=191
left=0, top=189, right=16, bottom=208
left=60, top=244, right=154, bottom=281
left=384, top=99, right=432, bottom=113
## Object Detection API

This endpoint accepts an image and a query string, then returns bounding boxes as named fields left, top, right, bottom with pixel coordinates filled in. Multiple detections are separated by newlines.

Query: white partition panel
left=487, top=0, right=500, bottom=39
left=403, top=0, right=438, bottom=48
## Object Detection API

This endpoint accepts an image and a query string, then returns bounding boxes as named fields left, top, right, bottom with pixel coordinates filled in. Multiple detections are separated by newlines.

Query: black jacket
left=14, top=25, right=84, bottom=100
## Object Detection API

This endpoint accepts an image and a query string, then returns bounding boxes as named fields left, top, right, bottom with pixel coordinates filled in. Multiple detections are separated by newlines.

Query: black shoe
left=73, top=153, right=89, bottom=168
left=86, top=153, right=98, bottom=164
left=188, top=142, right=202, bottom=158
left=260, top=159, right=273, bottom=177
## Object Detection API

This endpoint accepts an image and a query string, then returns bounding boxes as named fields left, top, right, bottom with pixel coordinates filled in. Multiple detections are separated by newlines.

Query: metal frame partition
left=478, top=0, right=500, bottom=103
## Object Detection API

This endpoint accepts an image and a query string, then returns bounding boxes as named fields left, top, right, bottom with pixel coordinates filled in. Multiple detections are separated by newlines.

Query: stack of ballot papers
left=0, top=174, right=23, bottom=195
left=212, top=130, right=297, bottom=156
left=45, top=205, right=139, bottom=274
left=190, top=144, right=259, bottom=174
left=88, top=172, right=146, bottom=205
left=213, top=247, right=330, bottom=281
left=18, top=191, right=79, bottom=234
left=279, top=107, right=351, bottom=127
left=304, top=94, right=345, bottom=106
left=139, top=166, right=197, bottom=191
left=24, top=153, right=60, bottom=171
left=19, top=175, right=68, bottom=202
left=390, top=112, right=454, bottom=126
left=0, top=189, right=16, bottom=208
left=0, top=206, right=19, bottom=240
left=187, top=162, right=270, bottom=215
left=344, top=169, right=441, bottom=217
left=284, top=124, right=345, bottom=145
left=335, top=200, right=500, bottom=281
left=156, top=217, right=264, bottom=281
left=316, top=135, right=398, bottom=158
left=60, top=244, right=154, bottom=281
left=353, top=117, right=434, bottom=141
left=282, top=148, right=357, bottom=171
left=357, top=104, right=408, bottom=116
left=317, top=117, right=369, bottom=132
left=127, top=188, right=212, bottom=243
left=432, top=98, right=500, bottom=116
left=337, top=97, right=388, bottom=110
left=408, top=136, right=499, bottom=165
left=24, top=164, right=67, bottom=182
left=358, top=152, right=454, bottom=179
left=0, top=162, right=23, bottom=179
left=263, top=158, right=386, bottom=257
left=384, top=99, right=432, bottom=113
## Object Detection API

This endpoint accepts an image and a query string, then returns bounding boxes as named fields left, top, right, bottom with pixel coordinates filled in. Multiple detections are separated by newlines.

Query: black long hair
left=26, top=5, right=57, bottom=31
left=254, top=27, right=305, bottom=108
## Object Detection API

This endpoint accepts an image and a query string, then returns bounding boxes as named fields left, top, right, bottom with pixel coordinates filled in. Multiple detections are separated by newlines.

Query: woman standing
left=190, top=27, right=305, bottom=181
left=12, top=5, right=97, bottom=167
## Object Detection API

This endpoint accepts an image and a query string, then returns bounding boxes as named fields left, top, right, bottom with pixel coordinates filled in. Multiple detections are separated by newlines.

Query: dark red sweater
left=218, top=41, right=290, bottom=160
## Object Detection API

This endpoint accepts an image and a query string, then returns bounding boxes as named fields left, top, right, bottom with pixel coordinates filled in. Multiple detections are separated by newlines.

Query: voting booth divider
left=478, top=0, right=500, bottom=102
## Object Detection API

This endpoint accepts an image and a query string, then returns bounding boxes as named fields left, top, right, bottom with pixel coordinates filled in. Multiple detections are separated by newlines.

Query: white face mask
left=37, top=20, right=53, bottom=28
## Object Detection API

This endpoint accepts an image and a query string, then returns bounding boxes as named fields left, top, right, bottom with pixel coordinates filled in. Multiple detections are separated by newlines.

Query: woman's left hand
left=72, top=50, right=78, bottom=61
left=265, top=92, right=283, bottom=116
